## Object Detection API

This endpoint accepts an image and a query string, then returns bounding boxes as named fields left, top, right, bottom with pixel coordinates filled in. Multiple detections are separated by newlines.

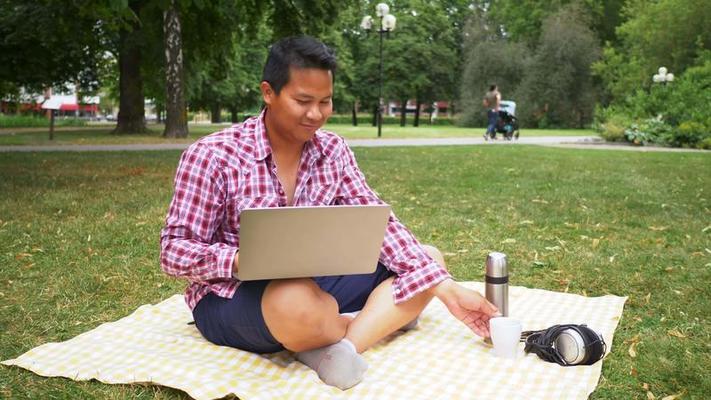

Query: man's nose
left=306, top=104, right=322, bottom=121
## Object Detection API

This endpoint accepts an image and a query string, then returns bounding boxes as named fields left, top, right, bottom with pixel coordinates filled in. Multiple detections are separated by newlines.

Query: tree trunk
left=230, top=106, right=238, bottom=123
left=414, top=97, right=421, bottom=127
left=163, top=0, right=188, bottom=138
left=114, top=1, right=146, bottom=134
left=351, top=102, right=358, bottom=126
left=400, top=98, right=407, bottom=127
left=210, top=102, right=221, bottom=123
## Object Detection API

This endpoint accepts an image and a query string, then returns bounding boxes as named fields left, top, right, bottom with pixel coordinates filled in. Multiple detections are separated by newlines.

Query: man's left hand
left=431, top=279, right=500, bottom=337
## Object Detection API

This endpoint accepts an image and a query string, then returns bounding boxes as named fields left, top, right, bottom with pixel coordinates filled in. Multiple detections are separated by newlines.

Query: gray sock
left=296, top=339, right=368, bottom=390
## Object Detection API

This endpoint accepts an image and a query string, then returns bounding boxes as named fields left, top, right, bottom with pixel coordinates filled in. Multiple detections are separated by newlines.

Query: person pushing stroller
left=482, top=85, right=520, bottom=141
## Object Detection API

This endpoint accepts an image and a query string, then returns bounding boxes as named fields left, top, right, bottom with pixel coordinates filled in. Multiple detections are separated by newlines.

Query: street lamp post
left=652, top=66, right=674, bottom=85
left=361, top=3, right=396, bottom=138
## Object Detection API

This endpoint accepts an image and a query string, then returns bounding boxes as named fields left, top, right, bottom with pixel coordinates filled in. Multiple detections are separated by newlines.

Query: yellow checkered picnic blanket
left=2, top=282, right=626, bottom=399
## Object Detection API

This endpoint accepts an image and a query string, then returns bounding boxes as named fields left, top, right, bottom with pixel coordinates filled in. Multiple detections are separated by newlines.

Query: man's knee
left=422, top=244, right=447, bottom=271
left=264, top=279, right=334, bottom=323
left=262, top=279, right=339, bottom=347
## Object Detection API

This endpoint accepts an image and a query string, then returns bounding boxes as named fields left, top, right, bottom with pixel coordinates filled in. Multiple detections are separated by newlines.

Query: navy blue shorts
left=192, top=263, right=393, bottom=353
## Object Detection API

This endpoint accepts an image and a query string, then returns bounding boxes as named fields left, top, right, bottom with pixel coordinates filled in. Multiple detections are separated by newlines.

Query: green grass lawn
left=1, top=146, right=709, bottom=399
left=0, top=122, right=595, bottom=146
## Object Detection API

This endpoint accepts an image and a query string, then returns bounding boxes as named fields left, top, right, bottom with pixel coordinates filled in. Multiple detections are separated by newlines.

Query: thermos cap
left=486, top=252, right=508, bottom=278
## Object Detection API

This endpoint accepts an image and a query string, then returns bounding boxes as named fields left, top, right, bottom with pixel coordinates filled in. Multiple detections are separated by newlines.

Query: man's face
left=261, top=67, right=333, bottom=144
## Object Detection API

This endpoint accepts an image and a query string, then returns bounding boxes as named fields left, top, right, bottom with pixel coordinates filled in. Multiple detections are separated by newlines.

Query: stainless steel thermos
left=485, top=252, right=509, bottom=317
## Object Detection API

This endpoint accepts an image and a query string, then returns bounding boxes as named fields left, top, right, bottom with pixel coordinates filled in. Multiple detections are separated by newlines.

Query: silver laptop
left=236, top=204, right=391, bottom=281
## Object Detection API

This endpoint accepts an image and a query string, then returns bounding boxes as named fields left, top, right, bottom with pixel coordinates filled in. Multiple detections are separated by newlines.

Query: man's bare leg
left=346, top=245, right=446, bottom=353
left=262, top=278, right=349, bottom=352
left=260, top=246, right=446, bottom=388
left=262, top=278, right=366, bottom=390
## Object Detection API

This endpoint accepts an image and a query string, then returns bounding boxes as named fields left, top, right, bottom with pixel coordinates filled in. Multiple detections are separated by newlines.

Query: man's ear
left=260, top=81, right=275, bottom=105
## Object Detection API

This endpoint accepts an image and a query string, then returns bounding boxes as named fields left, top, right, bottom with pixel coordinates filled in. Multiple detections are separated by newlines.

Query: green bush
left=600, top=58, right=711, bottom=148
left=0, top=114, right=87, bottom=128
left=673, top=121, right=709, bottom=148
left=624, top=117, right=674, bottom=146
left=697, top=137, right=711, bottom=150
left=594, top=107, right=631, bottom=142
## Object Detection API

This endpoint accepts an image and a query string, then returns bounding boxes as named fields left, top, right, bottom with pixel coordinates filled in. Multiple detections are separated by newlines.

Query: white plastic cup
left=490, top=317, right=523, bottom=359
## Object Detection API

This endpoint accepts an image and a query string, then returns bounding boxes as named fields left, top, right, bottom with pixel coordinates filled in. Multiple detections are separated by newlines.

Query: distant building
left=1, top=86, right=99, bottom=118
left=387, top=100, right=451, bottom=117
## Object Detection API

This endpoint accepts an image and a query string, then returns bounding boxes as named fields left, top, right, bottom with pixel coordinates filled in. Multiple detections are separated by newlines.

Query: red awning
left=59, top=103, right=79, bottom=111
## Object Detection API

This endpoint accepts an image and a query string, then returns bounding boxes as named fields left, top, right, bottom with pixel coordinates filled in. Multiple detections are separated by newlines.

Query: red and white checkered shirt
left=160, top=111, right=451, bottom=310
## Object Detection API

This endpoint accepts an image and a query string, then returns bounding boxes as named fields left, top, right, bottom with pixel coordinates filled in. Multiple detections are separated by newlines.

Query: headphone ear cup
left=553, top=328, right=586, bottom=365
left=577, top=325, right=605, bottom=365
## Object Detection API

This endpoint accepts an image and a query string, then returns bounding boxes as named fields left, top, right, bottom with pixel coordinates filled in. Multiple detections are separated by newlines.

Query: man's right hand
left=232, top=252, right=240, bottom=276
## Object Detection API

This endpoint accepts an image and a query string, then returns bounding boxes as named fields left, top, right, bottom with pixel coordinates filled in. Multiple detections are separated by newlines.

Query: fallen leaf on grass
left=648, top=226, right=669, bottom=231
left=501, top=238, right=517, bottom=244
left=702, top=225, right=711, bottom=233
left=519, top=220, right=534, bottom=225
left=443, top=252, right=457, bottom=257
left=661, top=391, right=685, bottom=400
left=625, top=335, right=641, bottom=358
left=532, top=261, right=546, bottom=267
left=629, top=342, right=639, bottom=358
left=532, top=198, right=549, bottom=204
left=642, top=383, right=649, bottom=390
left=592, top=238, right=600, bottom=249
left=667, top=329, right=686, bottom=338
left=15, top=253, right=32, bottom=260
left=609, top=254, right=617, bottom=263
left=647, top=391, right=656, bottom=400
left=644, top=293, right=651, bottom=304
left=545, top=246, right=561, bottom=251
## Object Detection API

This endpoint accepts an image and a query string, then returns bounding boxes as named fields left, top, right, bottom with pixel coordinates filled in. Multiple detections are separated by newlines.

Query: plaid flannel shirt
left=160, top=111, right=450, bottom=310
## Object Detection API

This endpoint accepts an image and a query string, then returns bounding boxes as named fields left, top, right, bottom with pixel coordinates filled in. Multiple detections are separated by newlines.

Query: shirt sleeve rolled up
left=160, top=143, right=236, bottom=284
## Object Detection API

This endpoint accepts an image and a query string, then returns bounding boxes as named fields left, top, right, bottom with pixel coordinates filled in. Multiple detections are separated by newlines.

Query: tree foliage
left=594, top=0, right=711, bottom=101
left=460, top=3, right=600, bottom=128
left=459, top=11, right=528, bottom=126
left=517, top=4, right=600, bottom=127
left=0, top=0, right=117, bottom=95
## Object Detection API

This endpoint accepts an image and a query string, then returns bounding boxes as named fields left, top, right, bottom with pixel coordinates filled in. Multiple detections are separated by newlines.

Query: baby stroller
left=492, top=100, right=520, bottom=140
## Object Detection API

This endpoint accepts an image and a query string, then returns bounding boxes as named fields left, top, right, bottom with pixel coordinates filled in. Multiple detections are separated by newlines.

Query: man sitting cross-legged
left=160, top=35, right=499, bottom=391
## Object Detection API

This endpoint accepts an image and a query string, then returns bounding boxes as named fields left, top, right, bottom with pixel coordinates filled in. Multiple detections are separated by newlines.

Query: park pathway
left=0, top=136, right=707, bottom=152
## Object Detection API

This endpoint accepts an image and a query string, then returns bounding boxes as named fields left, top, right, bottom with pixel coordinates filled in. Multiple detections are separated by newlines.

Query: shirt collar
left=253, top=109, right=272, bottom=161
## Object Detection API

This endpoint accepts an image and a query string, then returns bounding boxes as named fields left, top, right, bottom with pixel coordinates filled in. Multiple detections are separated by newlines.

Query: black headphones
left=520, top=324, right=606, bottom=366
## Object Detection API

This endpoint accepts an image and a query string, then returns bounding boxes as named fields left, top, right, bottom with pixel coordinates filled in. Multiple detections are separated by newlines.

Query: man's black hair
left=262, top=35, right=337, bottom=94
left=489, top=84, right=497, bottom=91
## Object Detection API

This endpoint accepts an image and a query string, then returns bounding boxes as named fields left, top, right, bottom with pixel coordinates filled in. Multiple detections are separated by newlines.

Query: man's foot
left=483, top=134, right=489, bottom=141
left=296, top=339, right=368, bottom=390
